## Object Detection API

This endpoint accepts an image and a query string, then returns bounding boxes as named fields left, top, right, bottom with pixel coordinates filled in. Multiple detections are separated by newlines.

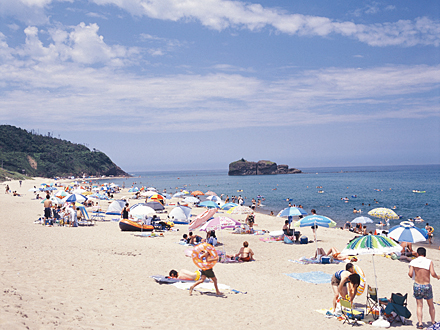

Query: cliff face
left=228, top=159, right=301, bottom=176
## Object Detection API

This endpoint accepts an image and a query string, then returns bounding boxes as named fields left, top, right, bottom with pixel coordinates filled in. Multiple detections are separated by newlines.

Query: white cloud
left=1, top=0, right=439, bottom=47
left=11, top=23, right=139, bottom=65
left=1, top=29, right=439, bottom=133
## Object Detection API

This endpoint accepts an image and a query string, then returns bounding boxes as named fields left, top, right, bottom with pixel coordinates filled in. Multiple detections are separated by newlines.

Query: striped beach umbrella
left=221, top=203, right=238, bottom=210
left=387, top=221, right=428, bottom=243
left=293, top=215, right=336, bottom=228
left=341, top=235, right=401, bottom=327
left=368, top=208, right=399, bottom=220
left=341, top=234, right=401, bottom=256
left=198, top=201, right=220, bottom=209
left=277, top=207, right=308, bottom=218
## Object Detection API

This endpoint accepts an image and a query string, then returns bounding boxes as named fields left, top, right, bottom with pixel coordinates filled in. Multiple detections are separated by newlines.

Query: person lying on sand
left=169, top=269, right=202, bottom=281
left=314, top=247, right=356, bottom=261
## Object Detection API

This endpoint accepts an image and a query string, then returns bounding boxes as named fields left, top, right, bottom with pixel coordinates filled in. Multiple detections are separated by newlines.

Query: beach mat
left=289, top=257, right=344, bottom=265
left=284, top=271, right=332, bottom=284
left=259, top=237, right=283, bottom=243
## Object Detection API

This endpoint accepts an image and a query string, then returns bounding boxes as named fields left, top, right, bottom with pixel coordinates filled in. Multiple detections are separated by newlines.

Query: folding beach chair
left=383, top=293, right=411, bottom=325
left=340, top=298, right=361, bottom=326
left=366, top=285, right=380, bottom=320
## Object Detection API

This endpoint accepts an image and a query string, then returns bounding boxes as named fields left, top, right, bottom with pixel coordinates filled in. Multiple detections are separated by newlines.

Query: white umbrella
left=351, top=216, right=374, bottom=224
left=129, top=204, right=156, bottom=219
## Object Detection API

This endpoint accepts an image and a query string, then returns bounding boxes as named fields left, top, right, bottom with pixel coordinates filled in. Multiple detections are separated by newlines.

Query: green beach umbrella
left=341, top=235, right=401, bottom=327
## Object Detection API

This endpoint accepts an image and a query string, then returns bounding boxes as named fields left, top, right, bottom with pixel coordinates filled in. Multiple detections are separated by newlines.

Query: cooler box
left=321, top=256, right=330, bottom=264
left=300, top=236, right=308, bottom=244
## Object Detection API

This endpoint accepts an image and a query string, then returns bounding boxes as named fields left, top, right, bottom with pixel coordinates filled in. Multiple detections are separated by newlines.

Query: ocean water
left=98, top=164, right=440, bottom=245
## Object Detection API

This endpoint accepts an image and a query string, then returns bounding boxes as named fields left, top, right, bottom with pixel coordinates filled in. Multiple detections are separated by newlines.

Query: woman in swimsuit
left=121, top=203, right=130, bottom=219
left=235, top=241, right=254, bottom=261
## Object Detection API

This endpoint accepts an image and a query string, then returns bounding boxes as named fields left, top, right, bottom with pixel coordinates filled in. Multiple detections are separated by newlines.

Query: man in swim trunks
left=43, top=194, right=52, bottom=219
left=331, top=263, right=355, bottom=312
left=169, top=269, right=202, bottom=281
left=189, top=250, right=223, bottom=296
left=408, top=247, right=439, bottom=329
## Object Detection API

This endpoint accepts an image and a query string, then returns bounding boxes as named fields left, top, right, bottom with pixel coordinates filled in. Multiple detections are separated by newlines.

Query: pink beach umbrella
left=198, top=216, right=241, bottom=232
left=189, top=208, right=218, bottom=230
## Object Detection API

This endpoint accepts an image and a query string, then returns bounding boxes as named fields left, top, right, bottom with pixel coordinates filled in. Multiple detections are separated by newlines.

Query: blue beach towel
left=284, top=271, right=332, bottom=284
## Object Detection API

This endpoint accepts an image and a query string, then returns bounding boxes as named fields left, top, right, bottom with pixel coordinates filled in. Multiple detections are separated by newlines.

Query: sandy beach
left=1, top=178, right=439, bottom=329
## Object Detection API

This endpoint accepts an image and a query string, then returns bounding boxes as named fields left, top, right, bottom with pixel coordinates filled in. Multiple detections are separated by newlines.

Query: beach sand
left=1, top=178, right=439, bottom=329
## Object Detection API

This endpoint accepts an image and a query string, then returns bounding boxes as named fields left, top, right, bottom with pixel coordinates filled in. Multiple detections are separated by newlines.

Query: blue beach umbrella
left=65, top=193, right=88, bottom=203
left=277, top=207, right=308, bottom=218
left=387, top=221, right=428, bottom=243
left=293, top=215, right=336, bottom=228
left=221, top=203, right=238, bottom=210
left=198, top=201, right=220, bottom=209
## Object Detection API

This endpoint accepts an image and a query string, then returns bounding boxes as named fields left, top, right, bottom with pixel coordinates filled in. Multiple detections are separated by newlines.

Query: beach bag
left=300, top=236, right=308, bottom=244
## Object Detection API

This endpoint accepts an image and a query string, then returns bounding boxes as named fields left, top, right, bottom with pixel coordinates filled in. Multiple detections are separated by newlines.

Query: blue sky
left=0, top=0, right=439, bottom=172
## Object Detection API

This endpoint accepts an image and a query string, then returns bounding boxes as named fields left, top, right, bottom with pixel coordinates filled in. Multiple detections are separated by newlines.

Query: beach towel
left=289, top=257, right=343, bottom=265
left=259, top=236, right=283, bottom=243
left=171, top=282, right=246, bottom=294
left=284, top=271, right=332, bottom=284
left=409, top=256, right=432, bottom=270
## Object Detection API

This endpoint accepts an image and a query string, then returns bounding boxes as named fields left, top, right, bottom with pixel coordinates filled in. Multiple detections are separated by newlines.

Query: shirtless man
left=43, top=194, right=52, bottom=219
left=169, top=269, right=202, bottom=281
left=408, top=247, right=439, bottom=329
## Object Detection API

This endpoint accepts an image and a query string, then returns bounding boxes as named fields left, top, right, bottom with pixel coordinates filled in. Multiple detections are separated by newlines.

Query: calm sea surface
left=98, top=165, right=440, bottom=245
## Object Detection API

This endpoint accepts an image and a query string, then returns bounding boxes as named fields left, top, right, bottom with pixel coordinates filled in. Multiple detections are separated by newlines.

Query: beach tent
left=169, top=206, right=192, bottom=222
left=106, top=200, right=125, bottom=215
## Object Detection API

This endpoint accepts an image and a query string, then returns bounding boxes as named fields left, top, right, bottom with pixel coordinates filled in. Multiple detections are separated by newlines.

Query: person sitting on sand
left=207, top=230, right=218, bottom=246
left=186, top=232, right=202, bottom=245
left=330, top=263, right=355, bottom=312
left=344, top=221, right=352, bottom=231
left=226, top=241, right=254, bottom=262
left=169, top=269, right=202, bottom=281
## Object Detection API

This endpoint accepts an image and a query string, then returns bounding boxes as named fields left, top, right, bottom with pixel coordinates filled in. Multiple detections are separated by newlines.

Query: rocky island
left=228, top=159, right=301, bottom=176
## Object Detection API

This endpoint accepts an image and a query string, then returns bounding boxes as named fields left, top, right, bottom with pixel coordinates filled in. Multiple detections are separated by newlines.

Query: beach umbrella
left=293, top=215, right=336, bottom=228
left=226, top=205, right=253, bottom=215
left=205, top=191, right=217, bottom=196
left=277, top=207, right=308, bottom=218
left=146, top=187, right=157, bottom=191
left=368, top=208, right=399, bottom=220
left=387, top=221, right=428, bottom=243
left=169, top=206, right=192, bottom=221
left=198, top=216, right=241, bottom=232
left=65, top=193, right=88, bottom=203
left=199, top=201, right=220, bottom=209
left=28, top=188, right=39, bottom=192
left=55, top=190, right=68, bottom=198
left=41, top=196, right=63, bottom=205
left=189, top=208, right=218, bottom=230
left=128, top=187, right=139, bottom=192
left=144, top=191, right=157, bottom=197
left=351, top=216, right=374, bottom=224
left=293, top=215, right=336, bottom=251
left=221, top=203, right=238, bottom=210
left=145, top=201, right=165, bottom=211
left=149, top=194, right=165, bottom=201
left=191, top=190, right=204, bottom=196
left=173, top=192, right=185, bottom=198
left=206, top=195, right=221, bottom=202
left=183, top=196, right=200, bottom=204
left=340, top=234, right=401, bottom=327
left=72, top=188, right=87, bottom=194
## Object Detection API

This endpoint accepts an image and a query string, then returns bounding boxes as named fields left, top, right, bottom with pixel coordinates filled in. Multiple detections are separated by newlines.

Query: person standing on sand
left=43, top=194, right=52, bottom=219
left=121, top=203, right=130, bottom=220
left=189, top=250, right=223, bottom=296
left=5, top=184, right=9, bottom=194
left=425, top=223, right=434, bottom=244
left=408, top=247, right=439, bottom=329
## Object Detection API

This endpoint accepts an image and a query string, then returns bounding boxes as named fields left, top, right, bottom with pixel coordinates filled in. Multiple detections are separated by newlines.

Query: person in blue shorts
left=408, top=247, right=440, bottom=329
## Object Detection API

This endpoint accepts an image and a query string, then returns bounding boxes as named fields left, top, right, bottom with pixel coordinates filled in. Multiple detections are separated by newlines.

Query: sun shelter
left=106, top=200, right=125, bottom=215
